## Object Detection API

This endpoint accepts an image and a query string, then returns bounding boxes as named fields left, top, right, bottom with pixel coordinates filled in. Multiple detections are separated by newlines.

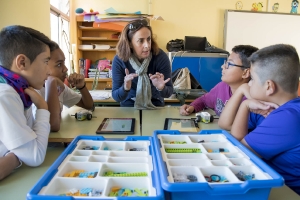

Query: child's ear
left=266, top=80, right=276, bottom=96
left=15, top=54, right=27, bottom=71
left=242, top=68, right=250, bottom=79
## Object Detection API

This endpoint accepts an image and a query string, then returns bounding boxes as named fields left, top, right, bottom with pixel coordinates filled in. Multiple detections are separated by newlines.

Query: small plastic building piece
left=187, top=175, right=198, bottom=182
left=207, top=148, right=229, bottom=153
left=129, top=148, right=145, bottom=151
left=165, top=141, right=187, bottom=144
left=165, top=148, right=201, bottom=153
left=205, top=174, right=229, bottom=183
left=195, top=112, right=214, bottom=123
left=104, top=171, right=147, bottom=177
left=82, top=146, right=99, bottom=150
left=236, top=171, right=255, bottom=181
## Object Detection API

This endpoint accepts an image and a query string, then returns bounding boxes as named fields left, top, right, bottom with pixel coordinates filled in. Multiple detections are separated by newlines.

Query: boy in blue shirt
left=219, top=44, right=300, bottom=195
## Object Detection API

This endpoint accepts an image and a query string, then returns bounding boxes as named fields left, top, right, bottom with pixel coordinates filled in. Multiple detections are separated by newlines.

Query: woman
left=112, top=19, right=173, bottom=108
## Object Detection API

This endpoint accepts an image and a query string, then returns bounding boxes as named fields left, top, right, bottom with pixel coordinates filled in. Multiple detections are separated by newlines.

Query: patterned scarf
left=0, top=66, right=32, bottom=109
left=129, top=53, right=157, bottom=110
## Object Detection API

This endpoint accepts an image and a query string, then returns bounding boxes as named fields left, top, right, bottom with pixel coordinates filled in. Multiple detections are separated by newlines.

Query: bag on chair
left=172, top=67, right=191, bottom=90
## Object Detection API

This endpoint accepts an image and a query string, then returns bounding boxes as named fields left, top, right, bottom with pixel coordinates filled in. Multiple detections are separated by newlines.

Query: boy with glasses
left=180, top=45, right=258, bottom=116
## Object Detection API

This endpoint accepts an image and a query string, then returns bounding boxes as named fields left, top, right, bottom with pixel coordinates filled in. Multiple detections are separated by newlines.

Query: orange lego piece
left=111, top=187, right=121, bottom=192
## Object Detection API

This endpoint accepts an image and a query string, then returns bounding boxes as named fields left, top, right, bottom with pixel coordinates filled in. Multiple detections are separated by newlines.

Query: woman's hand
left=124, top=68, right=138, bottom=91
left=149, top=72, right=170, bottom=91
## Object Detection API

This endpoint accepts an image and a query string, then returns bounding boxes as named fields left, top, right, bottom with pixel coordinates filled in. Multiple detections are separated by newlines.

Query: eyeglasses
left=223, top=60, right=246, bottom=69
left=128, top=19, right=149, bottom=31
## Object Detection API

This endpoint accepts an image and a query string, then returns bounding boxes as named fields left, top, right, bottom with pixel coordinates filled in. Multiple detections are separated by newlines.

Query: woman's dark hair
left=116, top=19, right=159, bottom=61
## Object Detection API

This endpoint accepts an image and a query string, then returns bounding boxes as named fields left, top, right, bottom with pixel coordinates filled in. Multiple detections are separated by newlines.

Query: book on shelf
left=92, top=44, right=111, bottom=50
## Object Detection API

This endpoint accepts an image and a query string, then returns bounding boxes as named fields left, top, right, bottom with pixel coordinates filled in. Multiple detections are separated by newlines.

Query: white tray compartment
left=109, top=151, right=148, bottom=157
left=57, top=162, right=101, bottom=178
left=88, top=155, right=108, bottom=162
left=69, top=156, right=88, bottom=162
left=160, top=135, right=191, bottom=144
left=76, top=140, right=102, bottom=150
left=39, top=178, right=107, bottom=196
left=189, top=134, right=227, bottom=143
left=200, top=166, right=240, bottom=183
left=230, top=166, right=271, bottom=181
left=168, top=159, right=212, bottom=167
left=169, top=166, right=206, bottom=183
left=101, top=141, right=126, bottom=151
left=166, top=153, right=208, bottom=160
left=92, top=151, right=110, bottom=156
left=72, top=150, right=91, bottom=156
left=125, top=141, right=149, bottom=152
left=211, top=160, right=233, bottom=166
left=108, top=157, right=149, bottom=163
left=206, top=153, right=227, bottom=160
left=225, top=152, right=245, bottom=159
left=104, top=177, right=155, bottom=196
left=230, top=158, right=253, bottom=166
left=163, top=144, right=206, bottom=153
left=202, top=142, right=237, bottom=153
left=99, top=163, right=150, bottom=177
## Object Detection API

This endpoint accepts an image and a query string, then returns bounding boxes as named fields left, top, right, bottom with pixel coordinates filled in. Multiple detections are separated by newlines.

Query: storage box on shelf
left=76, top=16, right=121, bottom=90
left=152, top=130, right=284, bottom=200
left=27, top=135, right=164, bottom=199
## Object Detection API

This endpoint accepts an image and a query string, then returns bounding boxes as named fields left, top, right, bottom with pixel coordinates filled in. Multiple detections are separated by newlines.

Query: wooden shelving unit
left=76, top=16, right=121, bottom=90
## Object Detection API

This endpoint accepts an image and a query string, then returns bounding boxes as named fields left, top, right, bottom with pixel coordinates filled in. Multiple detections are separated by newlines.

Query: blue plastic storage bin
left=152, top=130, right=284, bottom=200
left=27, top=135, right=164, bottom=200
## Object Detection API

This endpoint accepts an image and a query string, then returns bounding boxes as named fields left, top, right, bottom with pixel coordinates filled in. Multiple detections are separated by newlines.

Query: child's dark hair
left=249, top=44, right=300, bottom=93
left=0, top=25, right=56, bottom=69
left=232, top=45, right=259, bottom=69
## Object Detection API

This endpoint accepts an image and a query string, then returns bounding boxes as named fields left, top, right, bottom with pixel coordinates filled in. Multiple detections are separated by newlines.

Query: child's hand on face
left=46, top=76, right=65, bottom=96
left=180, top=104, right=195, bottom=116
left=25, top=87, right=48, bottom=110
left=149, top=72, right=170, bottom=91
left=246, top=99, right=279, bottom=117
left=67, top=73, right=85, bottom=89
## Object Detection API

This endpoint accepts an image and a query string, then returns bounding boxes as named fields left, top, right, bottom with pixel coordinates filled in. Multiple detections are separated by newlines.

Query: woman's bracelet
left=76, top=82, right=86, bottom=90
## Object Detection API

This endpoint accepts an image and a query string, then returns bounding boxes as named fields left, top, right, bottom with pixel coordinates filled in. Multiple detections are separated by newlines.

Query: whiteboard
left=224, top=10, right=300, bottom=54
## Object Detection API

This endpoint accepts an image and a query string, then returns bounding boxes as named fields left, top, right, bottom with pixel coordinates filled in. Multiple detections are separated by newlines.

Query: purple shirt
left=190, top=82, right=232, bottom=116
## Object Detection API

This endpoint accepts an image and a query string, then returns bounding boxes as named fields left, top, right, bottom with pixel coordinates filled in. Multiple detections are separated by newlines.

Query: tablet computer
left=164, top=118, right=199, bottom=133
left=96, top=118, right=135, bottom=134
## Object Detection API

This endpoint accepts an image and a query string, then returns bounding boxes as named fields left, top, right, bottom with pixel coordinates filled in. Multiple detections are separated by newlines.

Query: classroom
left=0, top=0, right=300, bottom=199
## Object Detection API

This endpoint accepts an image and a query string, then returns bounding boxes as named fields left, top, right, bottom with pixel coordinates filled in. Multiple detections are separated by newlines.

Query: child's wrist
left=76, top=82, right=86, bottom=90
left=5, top=152, right=22, bottom=169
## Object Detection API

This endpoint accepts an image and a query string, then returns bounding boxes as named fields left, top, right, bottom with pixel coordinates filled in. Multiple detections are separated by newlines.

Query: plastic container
left=152, top=130, right=284, bottom=200
left=27, top=135, right=164, bottom=200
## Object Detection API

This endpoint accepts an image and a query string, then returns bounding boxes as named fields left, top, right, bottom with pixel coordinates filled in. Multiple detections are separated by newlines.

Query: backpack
left=166, top=39, right=184, bottom=52
left=172, top=68, right=202, bottom=90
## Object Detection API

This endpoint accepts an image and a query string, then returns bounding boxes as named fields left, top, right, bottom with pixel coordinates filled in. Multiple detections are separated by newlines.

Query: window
left=50, top=0, right=73, bottom=73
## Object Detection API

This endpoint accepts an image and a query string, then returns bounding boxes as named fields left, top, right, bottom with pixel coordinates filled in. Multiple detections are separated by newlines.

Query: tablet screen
left=96, top=118, right=135, bottom=134
left=164, top=118, right=199, bottom=133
